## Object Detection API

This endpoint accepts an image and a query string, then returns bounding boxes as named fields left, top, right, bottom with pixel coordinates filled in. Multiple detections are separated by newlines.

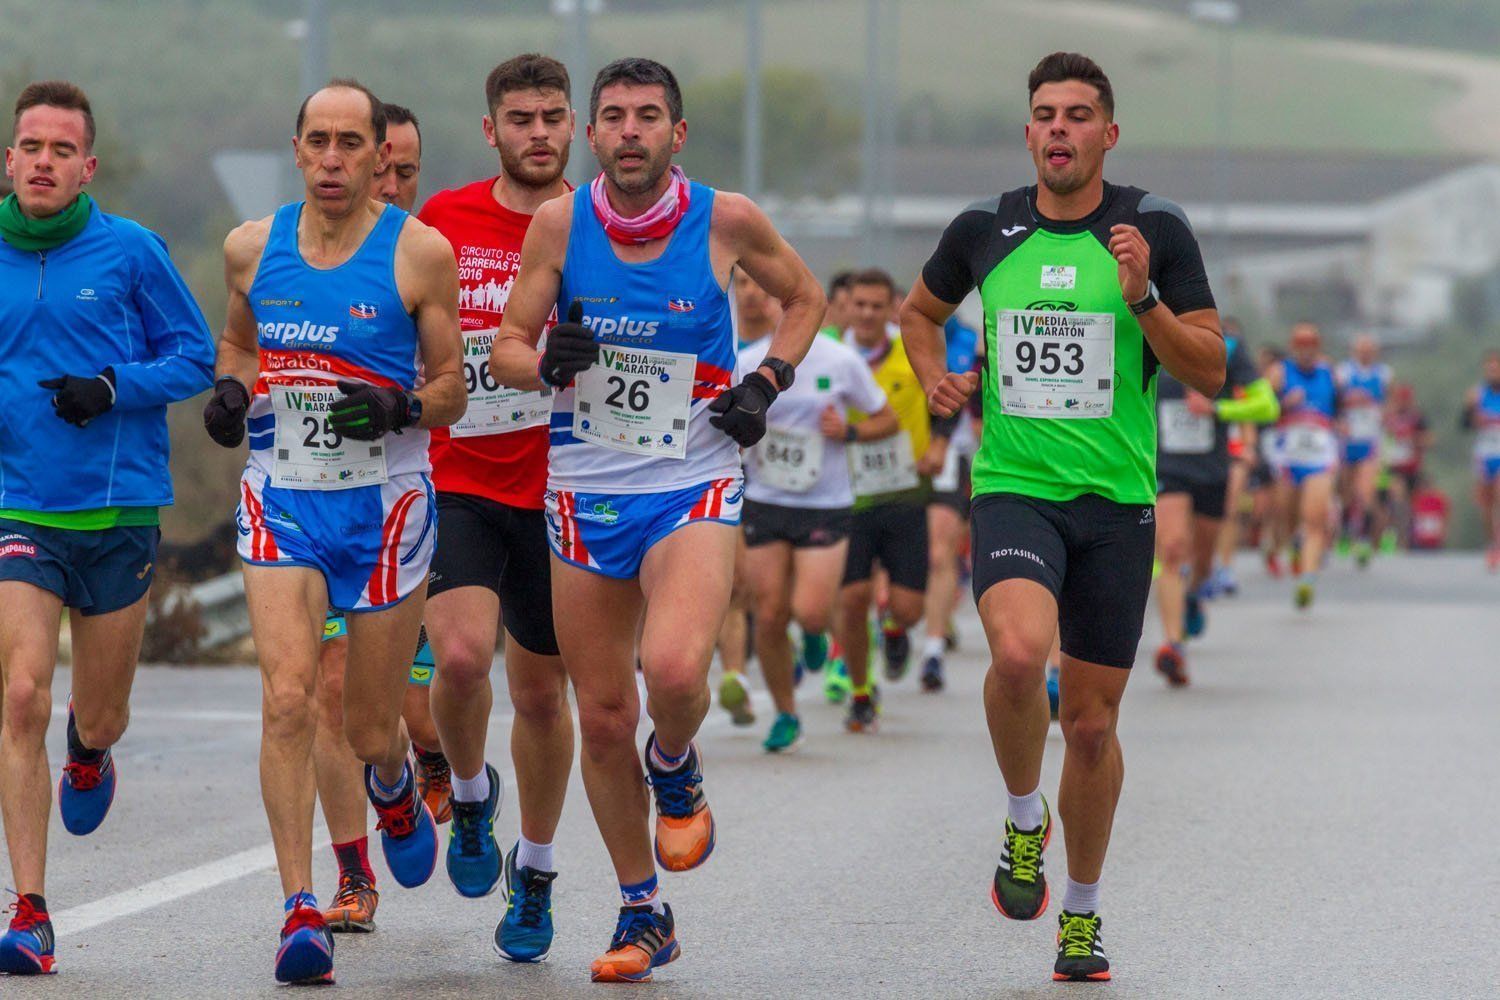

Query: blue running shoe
left=0, top=894, right=55, bottom=975
left=274, top=900, right=334, bottom=985
left=366, top=761, right=439, bottom=889
left=58, top=709, right=116, bottom=837
left=446, top=763, right=503, bottom=898
left=493, top=843, right=557, bottom=963
left=799, top=631, right=829, bottom=672
left=1183, top=592, right=1206, bottom=639
left=1046, top=665, right=1061, bottom=721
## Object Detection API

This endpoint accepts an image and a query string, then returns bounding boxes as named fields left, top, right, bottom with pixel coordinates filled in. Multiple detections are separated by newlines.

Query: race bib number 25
left=995, top=309, right=1115, bottom=418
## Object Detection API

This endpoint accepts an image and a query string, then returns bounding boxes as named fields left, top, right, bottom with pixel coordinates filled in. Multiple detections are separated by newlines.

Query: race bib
left=573, top=345, right=695, bottom=459
left=271, top=384, right=389, bottom=490
left=1345, top=405, right=1382, bottom=442
left=1478, top=425, right=1500, bottom=459
left=451, top=328, right=552, bottom=438
left=1281, top=424, right=1335, bottom=467
left=995, top=310, right=1114, bottom=418
left=753, top=425, right=823, bottom=494
left=1158, top=399, right=1215, bottom=455
left=848, top=431, right=919, bottom=496
left=1384, top=435, right=1414, bottom=467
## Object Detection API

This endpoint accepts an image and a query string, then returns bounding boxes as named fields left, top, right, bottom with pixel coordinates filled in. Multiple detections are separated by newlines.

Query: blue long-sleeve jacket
left=0, top=203, right=215, bottom=511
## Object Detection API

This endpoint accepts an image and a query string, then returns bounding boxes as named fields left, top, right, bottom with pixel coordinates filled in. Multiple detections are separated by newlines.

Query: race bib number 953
left=995, top=309, right=1114, bottom=418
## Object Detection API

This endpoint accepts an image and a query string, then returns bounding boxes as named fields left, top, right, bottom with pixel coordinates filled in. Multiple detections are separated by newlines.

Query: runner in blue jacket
left=0, top=80, right=213, bottom=977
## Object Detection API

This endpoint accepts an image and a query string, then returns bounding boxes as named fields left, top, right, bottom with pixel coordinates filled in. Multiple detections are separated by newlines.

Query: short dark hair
left=295, top=77, right=386, bottom=145
left=13, top=80, right=95, bottom=150
left=590, top=58, right=682, bottom=124
left=381, top=102, right=421, bottom=151
left=1028, top=52, right=1114, bottom=118
left=849, top=267, right=896, bottom=296
left=827, top=270, right=855, bottom=297
left=486, top=53, right=571, bottom=116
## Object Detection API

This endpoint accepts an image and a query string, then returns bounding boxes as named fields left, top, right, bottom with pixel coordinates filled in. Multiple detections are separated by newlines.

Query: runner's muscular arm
left=491, top=195, right=570, bottom=391
left=900, top=279, right=977, bottom=419
left=1111, top=223, right=1224, bottom=397
left=216, top=219, right=271, bottom=387
left=400, top=221, right=466, bottom=428
left=715, top=193, right=825, bottom=378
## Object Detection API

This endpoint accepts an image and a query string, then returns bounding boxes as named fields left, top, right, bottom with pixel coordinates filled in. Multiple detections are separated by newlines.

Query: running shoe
left=446, top=762, right=502, bottom=898
left=718, top=671, right=755, bottom=727
left=991, top=800, right=1052, bottom=921
left=1264, top=549, right=1283, bottom=579
left=1213, top=564, right=1239, bottom=596
left=823, top=656, right=851, bottom=705
left=1053, top=911, right=1110, bottom=982
left=1183, top=593, right=1206, bottom=639
left=881, top=621, right=911, bottom=682
left=799, top=631, right=829, bottom=672
left=1294, top=579, right=1315, bottom=611
left=919, top=654, right=944, bottom=692
left=1379, top=529, right=1398, bottom=554
left=365, top=761, right=439, bottom=889
left=845, top=692, right=878, bottom=733
left=1335, top=535, right=1352, bottom=558
left=944, top=621, right=960, bottom=652
left=762, top=712, right=802, bottom=753
left=58, top=707, right=116, bottom=836
left=322, top=872, right=378, bottom=933
left=494, top=843, right=557, bottom=963
left=0, top=894, right=55, bottom=975
left=1154, top=642, right=1188, bottom=687
left=589, top=903, right=679, bottom=983
left=414, top=748, right=453, bottom=825
left=274, top=901, right=334, bottom=985
left=1353, top=538, right=1373, bottom=570
left=645, top=735, right=715, bottom=871
left=1046, top=664, right=1061, bottom=721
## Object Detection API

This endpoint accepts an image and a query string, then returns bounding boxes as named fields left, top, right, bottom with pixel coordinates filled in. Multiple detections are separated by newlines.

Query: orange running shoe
left=414, top=751, right=452, bottom=825
left=322, top=872, right=378, bottom=933
left=645, top=736, right=715, bottom=872
left=590, top=904, right=680, bottom=983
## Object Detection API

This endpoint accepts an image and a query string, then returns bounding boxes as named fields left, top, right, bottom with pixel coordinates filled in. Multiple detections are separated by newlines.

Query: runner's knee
left=73, top=703, right=129, bottom=749
left=791, top=598, right=832, bottom=636
left=986, top=635, right=1049, bottom=702
left=261, top=672, right=317, bottom=741
left=430, top=630, right=494, bottom=689
left=1059, top=704, right=1119, bottom=765
left=2, top=676, right=50, bottom=742
left=343, top=716, right=397, bottom=765
left=509, top=668, right=568, bottom=725
left=577, top=698, right=638, bottom=752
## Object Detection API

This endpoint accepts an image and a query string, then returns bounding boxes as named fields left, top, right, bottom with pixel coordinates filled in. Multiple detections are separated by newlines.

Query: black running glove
left=329, top=380, right=415, bottom=440
left=39, top=369, right=116, bottom=427
left=708, top=370, right=779, bottom=448
left=537, top=300, right=599, bottom=388
left=202, top=375, right=250, bottom=447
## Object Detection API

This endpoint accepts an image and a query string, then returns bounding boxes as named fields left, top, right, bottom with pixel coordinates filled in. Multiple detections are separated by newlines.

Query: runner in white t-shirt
left=736, top=276, right=897, bottom=752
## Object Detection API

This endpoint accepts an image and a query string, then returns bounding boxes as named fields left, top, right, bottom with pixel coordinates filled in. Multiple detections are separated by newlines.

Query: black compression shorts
left=741, top=500, right=852, bottom=549
left=842, top=501, right=929, bottom=591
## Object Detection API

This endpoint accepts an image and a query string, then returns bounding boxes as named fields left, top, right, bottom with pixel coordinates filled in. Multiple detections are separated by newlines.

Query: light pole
left=743, top=0, right=764, bottom=199
left=860, top=0, right=883, bottom=265
left=298, top=0, right=328, bottom=98
left=1188, top=0, right=1239, bottom=262
left=553, top=0, right=604, bottom=186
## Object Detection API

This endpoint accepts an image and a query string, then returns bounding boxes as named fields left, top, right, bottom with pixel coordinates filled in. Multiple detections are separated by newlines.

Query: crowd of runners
left=0, top=46, right=1493, bottom=991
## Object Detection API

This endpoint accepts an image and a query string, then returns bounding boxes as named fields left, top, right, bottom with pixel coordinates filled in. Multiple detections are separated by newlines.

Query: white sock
left=922, top=635, right=945, bottom=659
left=1006, top=786, right=1046, bottom=831
left=515, top=835, right=555, bottom=873
left=450, top=766, right=492, bottom=804
left=1062, top=877, right=1101, bottom=915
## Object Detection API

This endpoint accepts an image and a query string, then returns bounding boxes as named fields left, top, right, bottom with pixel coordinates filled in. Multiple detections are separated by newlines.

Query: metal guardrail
left=155, top=571, right=248, bottom=650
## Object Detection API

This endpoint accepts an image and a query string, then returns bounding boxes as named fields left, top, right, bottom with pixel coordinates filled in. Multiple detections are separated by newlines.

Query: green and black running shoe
left=990, top=799, right=1051, bottom=920
left=1052, top=911, right=1110, bottom=982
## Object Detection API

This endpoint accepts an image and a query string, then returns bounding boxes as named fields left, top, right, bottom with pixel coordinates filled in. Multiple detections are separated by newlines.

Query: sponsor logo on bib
left=1040, top=265, right=1076, bottom=290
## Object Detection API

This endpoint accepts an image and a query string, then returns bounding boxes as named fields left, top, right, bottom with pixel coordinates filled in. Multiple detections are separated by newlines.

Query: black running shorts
left=741, top=500, right=852, bottom=549
left=427, top=492, right=559, bottom=656
left=1155, top=474, right=1228, bottom=520
left=970, top=492, right=1155, bottom=669
left=842, top=501, right=929, bottom=591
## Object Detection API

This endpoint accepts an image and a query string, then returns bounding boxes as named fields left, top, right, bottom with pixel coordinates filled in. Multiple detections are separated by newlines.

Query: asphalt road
left=4, top=553, right=1498, bottom=998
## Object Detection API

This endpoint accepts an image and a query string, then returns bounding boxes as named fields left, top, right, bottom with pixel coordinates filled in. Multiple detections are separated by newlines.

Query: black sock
left=413, top=743, right=446, bottom=766
left=66, top=712, right=106, bottom=765
left=23, top=893, right=47, bottom=917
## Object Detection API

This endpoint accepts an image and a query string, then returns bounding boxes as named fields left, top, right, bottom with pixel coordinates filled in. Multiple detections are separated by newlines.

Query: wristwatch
left=404, top=391, right=423, bottom=428
left=1127, top=282, right=1159, bottom=317
left=760, top=356, right=795, bottom=392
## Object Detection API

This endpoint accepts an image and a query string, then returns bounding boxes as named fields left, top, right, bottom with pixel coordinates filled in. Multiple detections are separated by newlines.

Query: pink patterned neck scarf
left=590, top=165, right=691, bottom=245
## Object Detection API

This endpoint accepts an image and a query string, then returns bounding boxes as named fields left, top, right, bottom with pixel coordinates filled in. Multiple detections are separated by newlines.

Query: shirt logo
left=667, top=297, right=695, bottom=313
left=1002, top=225, right=1027, bottom=237
left=1040, top=265, right=1076, bottom=290
left=349, top=301, right=379, bottom=320
left=76, top=287, right=97, bottom=302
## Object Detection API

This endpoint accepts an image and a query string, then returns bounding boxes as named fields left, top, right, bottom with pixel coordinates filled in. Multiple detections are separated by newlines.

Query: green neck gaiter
left=0, top=192, right=93, bottom=252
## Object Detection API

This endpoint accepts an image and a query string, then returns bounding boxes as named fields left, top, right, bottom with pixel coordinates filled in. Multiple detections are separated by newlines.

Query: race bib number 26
left=995, top=309, right=1115, bottom=418
left=573, top=345, right=696, bottom=459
